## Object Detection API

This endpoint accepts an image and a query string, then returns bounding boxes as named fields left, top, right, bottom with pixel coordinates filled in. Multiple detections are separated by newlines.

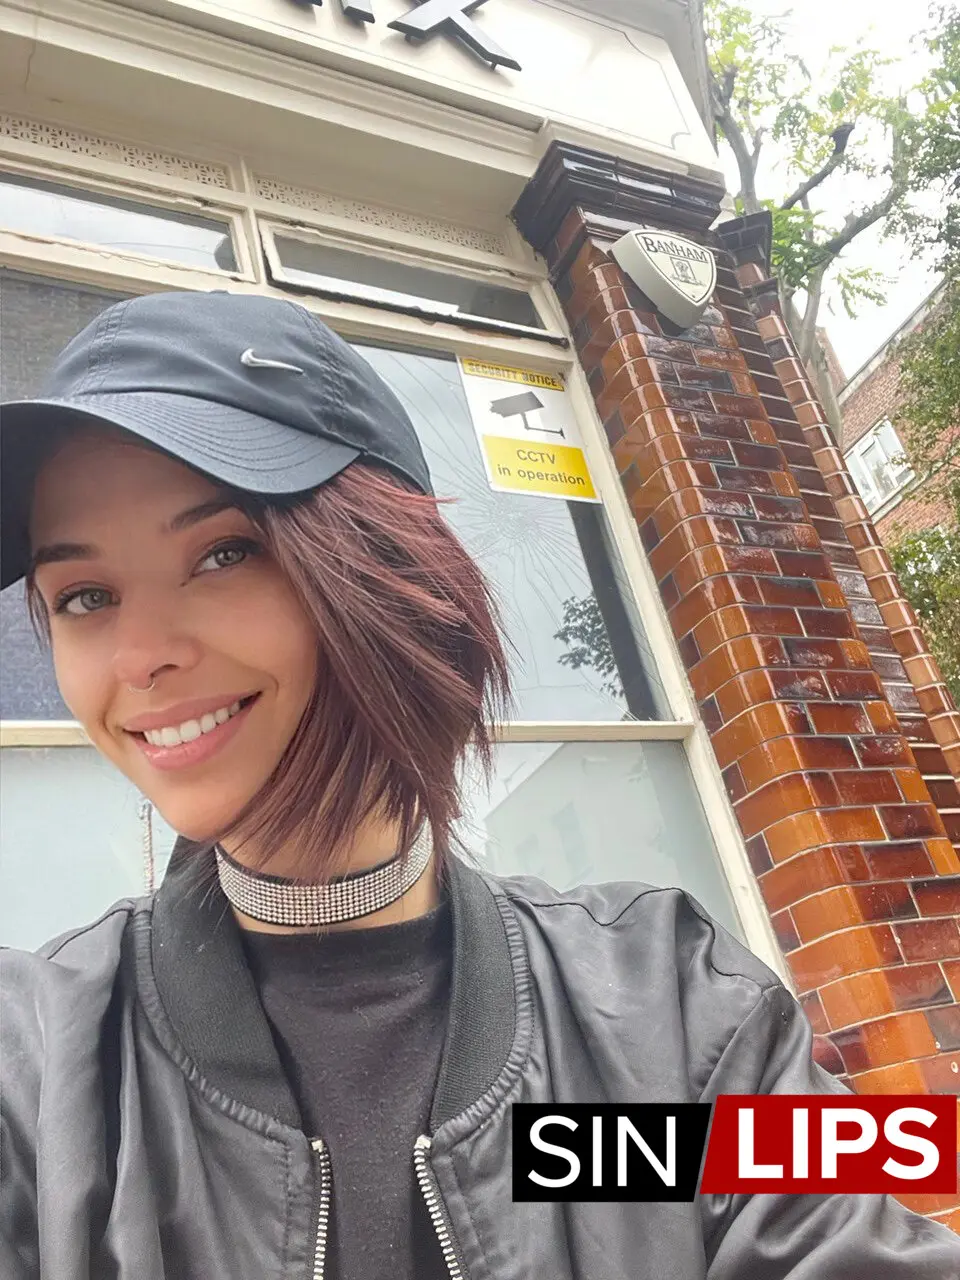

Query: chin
left=149, top=789, right=256, bottom=847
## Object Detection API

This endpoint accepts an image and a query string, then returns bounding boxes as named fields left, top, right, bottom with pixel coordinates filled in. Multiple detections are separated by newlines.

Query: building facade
left=840, top=287, right=951, bottom=544
left=1, top=0, right=959, bottom=1228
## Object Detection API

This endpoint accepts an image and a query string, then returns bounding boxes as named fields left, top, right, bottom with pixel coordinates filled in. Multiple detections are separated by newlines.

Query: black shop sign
left=308, top=0, right=521, bottom=71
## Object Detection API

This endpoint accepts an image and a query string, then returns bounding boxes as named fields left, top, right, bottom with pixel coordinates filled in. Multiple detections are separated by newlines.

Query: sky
left=717, top=0, right=944, bottom=382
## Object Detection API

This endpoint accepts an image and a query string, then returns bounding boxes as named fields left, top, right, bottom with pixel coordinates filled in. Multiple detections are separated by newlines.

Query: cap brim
left=0, top=391, right=362, bottom=590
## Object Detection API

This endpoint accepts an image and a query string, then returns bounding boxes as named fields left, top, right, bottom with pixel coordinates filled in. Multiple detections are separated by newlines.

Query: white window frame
left=260, top=219, right=567, bottom=343
left=844, top=418, right=914, bottom=517
left=0, top=157, right=258, bottom=282
left=0, top=135, right=785, bottom=978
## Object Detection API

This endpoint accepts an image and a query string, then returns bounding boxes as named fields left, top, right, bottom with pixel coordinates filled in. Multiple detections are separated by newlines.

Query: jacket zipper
left=309, top=1137, right=332, bottom=1280
left=414, top=1135, right=466, bottom=1280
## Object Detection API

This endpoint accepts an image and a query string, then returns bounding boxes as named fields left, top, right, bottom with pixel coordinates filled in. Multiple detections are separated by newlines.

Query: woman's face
left=29, top=426, right=318, bottom=842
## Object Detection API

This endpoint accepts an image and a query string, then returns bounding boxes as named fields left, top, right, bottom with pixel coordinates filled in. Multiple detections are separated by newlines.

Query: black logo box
left=512, top=1103, right=712, bottom=1203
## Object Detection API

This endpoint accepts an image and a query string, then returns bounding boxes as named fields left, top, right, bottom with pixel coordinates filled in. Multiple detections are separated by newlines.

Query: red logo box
left=700, top=1095, right=958, bottom=1195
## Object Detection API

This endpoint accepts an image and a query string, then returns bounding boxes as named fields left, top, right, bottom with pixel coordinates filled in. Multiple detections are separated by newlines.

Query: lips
left=124, top=692, right=260, bottom=735
left=131, top=694, right=260, bottom=772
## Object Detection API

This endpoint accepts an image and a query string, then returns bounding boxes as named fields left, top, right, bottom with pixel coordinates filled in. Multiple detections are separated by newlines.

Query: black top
left=240, top=897, right=453, bottom=1280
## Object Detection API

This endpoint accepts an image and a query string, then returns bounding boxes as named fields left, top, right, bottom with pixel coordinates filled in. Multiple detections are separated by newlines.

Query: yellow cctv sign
left=457, top=358, right=599, bottom=503
left=481, top=437, right=596, bottom=498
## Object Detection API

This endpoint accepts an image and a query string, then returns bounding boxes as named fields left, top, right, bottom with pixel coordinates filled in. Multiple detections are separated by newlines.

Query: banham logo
left=610, top=229, right=717, bottom=330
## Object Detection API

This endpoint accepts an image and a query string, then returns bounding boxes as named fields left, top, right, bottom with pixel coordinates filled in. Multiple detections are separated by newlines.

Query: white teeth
left=143, top=699, right=247, bottom=747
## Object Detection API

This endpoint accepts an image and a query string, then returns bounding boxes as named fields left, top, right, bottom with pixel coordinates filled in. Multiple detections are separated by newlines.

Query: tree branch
left=710, top=70, right=762, bottom=214
left=750, top=126, right=765, bottom=169
left=781, top=123, right=855, bottom=210
left=800, top=192, right=816, bottom=244
left=819, top=185, right=899, bottom=260
left=798, top=264, right=827, bottom=362
left=817, top=112, right=910, bottom=260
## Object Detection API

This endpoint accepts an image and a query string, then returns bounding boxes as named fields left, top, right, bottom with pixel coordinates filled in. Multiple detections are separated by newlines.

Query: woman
left=1, top=290, right=957, bottom=1280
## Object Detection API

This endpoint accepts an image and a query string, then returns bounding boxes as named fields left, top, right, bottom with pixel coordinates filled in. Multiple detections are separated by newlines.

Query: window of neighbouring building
left=844, top=418, right=914, bottom=515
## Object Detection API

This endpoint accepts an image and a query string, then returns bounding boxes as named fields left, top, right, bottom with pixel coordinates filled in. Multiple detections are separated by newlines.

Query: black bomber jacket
left=3, top=844, right=960, bottom=1279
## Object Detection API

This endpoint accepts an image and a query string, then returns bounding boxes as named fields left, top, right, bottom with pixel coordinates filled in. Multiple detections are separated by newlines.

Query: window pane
left=877, top=420, right=912, bottom=479
left=356, top=344, right=670, bottom=721
left=845, top=449, right=879, bottom=511
left=0, top=273, right=135, bottom=719
left=275, top=235, right=543, bottom=330
left=456, top=739, right=742, bottom=938
left=862, top=439, right=898, bottom=502
left=1, top=741, right=735, bottom=950
left=0, top=173, right=237, bottom=271
left=0, top=747, right=177, bottom=950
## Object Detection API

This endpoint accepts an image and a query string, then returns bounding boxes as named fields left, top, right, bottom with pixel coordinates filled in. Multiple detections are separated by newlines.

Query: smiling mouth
left=128, top=694, right=260, bottom=747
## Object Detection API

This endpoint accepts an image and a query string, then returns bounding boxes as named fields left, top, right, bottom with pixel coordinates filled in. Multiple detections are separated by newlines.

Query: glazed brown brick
left=800, top=990, right=831, bottom=1035
left=926, top=1005, right=960, bottom=1051
left=790, top=924, right=902, bottom=994
left=912, top=876, right=960, bottom=917
left=791, top=882, right=917, bottom=945
left=765, top=807, right=887, bottom=865
left=735, top=772, right=841, bottom=840
left=834, top=1011, right=938, bottom=1074
left=943, top=959, right=960, bottom=1001
left=760, top=845, right=870, bottom=914
left=736, top=733, right=858, bottom=792
left=852, top=1060, right=929, bottom=1094
left=772, top=908, right=801, bottom=953
left=860, top=840, right=937, bottom=880
left=855, top=736, right=916, bottom=767
left=820, top=964, right=953, bottom=1029
left=879, top=804, right=945, bottom=840
left=919, top=1052, right=960, bottom=1094
left=832, top=769, right=902, bottom=806
left=897, top=918, right=960, bottom=963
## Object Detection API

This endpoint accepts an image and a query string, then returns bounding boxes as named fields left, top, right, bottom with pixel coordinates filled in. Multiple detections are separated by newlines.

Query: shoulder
left=2, top=899, right=141, bottom=1059
left=490, top=870, right=778, bottom=990
left=486, top=871, right=788, bottom=1094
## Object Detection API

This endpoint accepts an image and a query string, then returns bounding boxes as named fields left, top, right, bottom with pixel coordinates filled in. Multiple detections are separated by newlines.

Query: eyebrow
left=30, top=499, right=243, bottom=573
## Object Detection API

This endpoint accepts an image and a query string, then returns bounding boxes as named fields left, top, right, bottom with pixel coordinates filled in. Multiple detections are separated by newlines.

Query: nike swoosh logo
left=240, top=348, right=305, bottom=374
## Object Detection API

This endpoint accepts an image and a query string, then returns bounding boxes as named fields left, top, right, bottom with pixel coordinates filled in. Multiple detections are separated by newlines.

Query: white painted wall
left=119, top=0, right=717, bottom=173
left=0, top=0, right=721, bottom=207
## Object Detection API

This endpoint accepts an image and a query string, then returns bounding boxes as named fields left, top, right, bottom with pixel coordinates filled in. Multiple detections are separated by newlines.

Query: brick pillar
left=514, top=144, right=960, bottom=1229
left=715, top=215, right=960, bottom=791
left=712, top=217, right=960, bottom=877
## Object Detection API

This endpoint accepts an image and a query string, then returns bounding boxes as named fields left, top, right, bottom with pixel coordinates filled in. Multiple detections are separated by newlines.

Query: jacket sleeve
left=0, top=956, right=42, bottom=1280
left=699, top=981, right=960, bottom=1279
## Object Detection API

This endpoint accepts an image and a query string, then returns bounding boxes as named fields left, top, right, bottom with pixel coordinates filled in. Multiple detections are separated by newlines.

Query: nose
left=112, top=595, right=203, bottom=693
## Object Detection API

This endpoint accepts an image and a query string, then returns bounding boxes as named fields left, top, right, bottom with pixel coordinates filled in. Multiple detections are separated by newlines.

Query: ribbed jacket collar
left=149, top=841, right=522, bottom=1134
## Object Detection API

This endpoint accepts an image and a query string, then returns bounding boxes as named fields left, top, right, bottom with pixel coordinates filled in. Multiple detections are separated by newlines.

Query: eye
left=195, top=538, right=262, bottom=575
left=54, top=586, right=114, bottom=617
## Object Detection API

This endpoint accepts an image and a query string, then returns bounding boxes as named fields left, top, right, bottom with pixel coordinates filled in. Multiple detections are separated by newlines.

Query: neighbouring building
left=840, top=285, right=951, bottom=543
left=1, top=0, right=959, bottom=1229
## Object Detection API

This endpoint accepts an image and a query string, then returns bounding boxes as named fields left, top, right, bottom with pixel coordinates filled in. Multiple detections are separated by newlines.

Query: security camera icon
left=489, top=390, right=564, bottom=437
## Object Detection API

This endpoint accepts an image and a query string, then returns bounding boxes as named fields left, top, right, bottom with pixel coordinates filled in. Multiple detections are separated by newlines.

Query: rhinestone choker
left=215, top=824, right=434, bottom=927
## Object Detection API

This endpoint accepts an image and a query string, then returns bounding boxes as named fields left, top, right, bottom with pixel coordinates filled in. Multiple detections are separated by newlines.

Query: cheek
left=50, top=638, right=111, bottom=731
left=216, top=580, right=318, bottom=704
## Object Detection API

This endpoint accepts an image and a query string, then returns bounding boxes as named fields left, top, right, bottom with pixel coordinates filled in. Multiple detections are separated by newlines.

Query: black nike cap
left=0, top=290, right=432, bottom=589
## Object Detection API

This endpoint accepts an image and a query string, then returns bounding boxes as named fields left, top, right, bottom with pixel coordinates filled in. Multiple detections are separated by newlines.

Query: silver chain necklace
left=214, top=824, right=433, bottom=927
